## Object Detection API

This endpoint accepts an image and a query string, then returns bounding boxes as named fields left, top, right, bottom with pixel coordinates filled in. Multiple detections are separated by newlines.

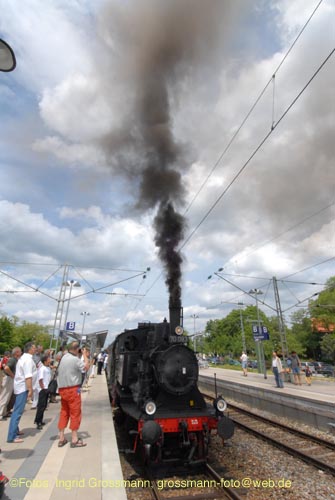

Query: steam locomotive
left=106, top=306, right=234, bottom=465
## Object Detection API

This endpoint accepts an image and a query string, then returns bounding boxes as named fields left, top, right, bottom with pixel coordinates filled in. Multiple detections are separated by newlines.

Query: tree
left=309, top=276, right=335, bottom=333
left=203, top=306, right=274, bottom=359
left=320, top=333, right=335, bottom=363
left=0, top=316, right=15, bottom=353
left=12, top=321, right=51, bottom=349
left=289, top=309, right=312, bottom=358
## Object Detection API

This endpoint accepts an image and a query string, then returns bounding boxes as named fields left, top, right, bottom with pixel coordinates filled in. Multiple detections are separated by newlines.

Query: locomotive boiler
left=106, top=306, right=234, bottom=465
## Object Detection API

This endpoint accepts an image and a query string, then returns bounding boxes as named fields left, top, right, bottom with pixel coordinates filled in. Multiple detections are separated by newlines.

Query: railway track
left=202, top=392, right=335, bottom=476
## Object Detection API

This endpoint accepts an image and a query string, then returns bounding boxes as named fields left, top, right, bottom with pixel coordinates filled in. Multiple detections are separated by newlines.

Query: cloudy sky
left=0, top=0, right=334, bottom=345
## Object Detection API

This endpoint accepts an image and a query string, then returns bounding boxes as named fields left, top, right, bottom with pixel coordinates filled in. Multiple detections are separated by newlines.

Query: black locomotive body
left=106, top=307, right=234, bottom=464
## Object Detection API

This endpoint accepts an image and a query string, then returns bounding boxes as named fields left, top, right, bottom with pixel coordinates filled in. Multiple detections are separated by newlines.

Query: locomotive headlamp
left=175, top=326, right=184, bottom=335
left=144, top=400, right=157, bottom=416
left=214, top=397, right=227, bottom=412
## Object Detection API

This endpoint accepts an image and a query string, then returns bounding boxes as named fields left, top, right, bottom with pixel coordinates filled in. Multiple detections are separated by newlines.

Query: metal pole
left=255, top=292, right=267, bottom=379
left=273, top=276, right=290, bottom=382
left=55, top=279, right=79, bottom=352
left=239, top=307, right=246, bottom=352
left=80, top=312, right=89, bottom=347
left=63, top=281, right=74, bottom=332
left=51, top=265, right=69, bottom=350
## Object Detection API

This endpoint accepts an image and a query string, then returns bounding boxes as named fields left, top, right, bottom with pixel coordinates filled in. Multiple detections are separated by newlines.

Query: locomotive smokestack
left=169, top=305, right=183, bottom=335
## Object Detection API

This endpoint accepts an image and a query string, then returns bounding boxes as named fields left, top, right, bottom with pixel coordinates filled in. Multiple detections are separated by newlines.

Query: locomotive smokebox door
left=157, top=345, right=198, bottom=395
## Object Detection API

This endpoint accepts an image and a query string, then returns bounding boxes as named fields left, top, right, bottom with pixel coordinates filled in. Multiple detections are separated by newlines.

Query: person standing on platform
left=90, top=353, right=97, bottom=378
left=31, top=345, right=44, bottom=410
left=57, top=341, right=89, bottom=448
left=34, top=354, right=52, bottom=429
left=97, top=352, right=104, bottom=375
left=103, top=353, right=108, bottom=372
left=290, top=351, right=302, bottom=385
left=272, top=351, right=284, bottom=388
left=7, top=342, right=37, bottom=443
left=305, top=365, right=312, bottom=386
left=240, top=351, right=248, bottom=376
left=0, top=347, right=22, bottom=420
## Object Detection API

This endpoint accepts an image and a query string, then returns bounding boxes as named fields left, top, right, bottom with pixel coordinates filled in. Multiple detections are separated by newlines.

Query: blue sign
left=66, top=321, right=76, bottom=331
left=252, top=325, right=270, bottom=341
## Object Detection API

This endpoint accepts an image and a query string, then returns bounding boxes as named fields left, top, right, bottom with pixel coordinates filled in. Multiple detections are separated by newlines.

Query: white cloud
left=0, top=0, right=334, bottom=339
left=39, top=74, right=113, bottom=142
left=0, top=0, right=94, bottom=92
left=0, top=200, right=155, bottom=268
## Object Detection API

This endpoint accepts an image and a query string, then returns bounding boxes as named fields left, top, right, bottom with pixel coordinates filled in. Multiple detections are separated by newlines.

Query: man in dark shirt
left=0, top=347, right=22, bottom=420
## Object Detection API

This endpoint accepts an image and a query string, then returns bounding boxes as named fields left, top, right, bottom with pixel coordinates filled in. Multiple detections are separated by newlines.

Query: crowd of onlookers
left=0, top=342, right=108, bottom=447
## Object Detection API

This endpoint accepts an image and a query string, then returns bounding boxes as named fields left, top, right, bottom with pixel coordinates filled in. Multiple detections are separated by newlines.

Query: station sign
left=66, top=321, right=76, bottom=331
left=252, top=325, right=270, bottom=341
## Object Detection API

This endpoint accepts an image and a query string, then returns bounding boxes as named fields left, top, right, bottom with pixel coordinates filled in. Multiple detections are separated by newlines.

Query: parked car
left=227, top=359, right=241, bottom=366
left=247, top=360, right=258, bottom=369
left=310, top=361, right=322, bottom=372
left=300, top=362, right=316, bottom=373
left=198, top=359, right=209, bottom=369
left=209, top=357, right=219, bottom=365
left=318, top=364, right=335, bottom=377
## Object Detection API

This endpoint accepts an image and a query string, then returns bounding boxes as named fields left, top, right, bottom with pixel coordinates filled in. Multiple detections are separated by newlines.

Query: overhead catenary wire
left=0, top=269, right=57, bottom=301
left=181, top=48, right=335, bottom=251
left=219, top=202, right=334, bottom=272
left=135, top=43, right=334, bottom=315
left=5, top=3, right=326, bottom=325
left=281, top=256, right=335, bottom=280
left=212, top=271, right=327, bottom=287
left=4, top=3, right=327, bottom=331
left=0, top=264, right=149, bottom=304
left=0, top=261, right=149, bottom=273
left=208, top=256, right=333, bottom=317
left=183, top=0, right=325, bottom=216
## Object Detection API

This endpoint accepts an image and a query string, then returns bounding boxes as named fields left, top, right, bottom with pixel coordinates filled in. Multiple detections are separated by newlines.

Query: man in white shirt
left=97, top=352, right=104, bottom=375
left=7, top=342, right=37, bottom=443
left=240, top=351, right=248, bottom=376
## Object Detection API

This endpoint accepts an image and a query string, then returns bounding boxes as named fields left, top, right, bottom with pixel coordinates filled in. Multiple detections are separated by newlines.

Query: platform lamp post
left=55, top=280, right=81, bottom=352
left=190, top=314, right=199, bottom=352
left=0, top=39, right=16, bottom=72
left=80, top=311, right=90, bottom=347
left=249, top=288, right=267, bottom=379
left=63, top=280, right=81, bottom=331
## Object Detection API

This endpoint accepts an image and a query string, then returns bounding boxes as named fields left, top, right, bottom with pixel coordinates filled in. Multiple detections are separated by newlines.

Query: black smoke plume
left=154, top=201, right=185, bottom=308
left=97, top=0, right=242, bottom=305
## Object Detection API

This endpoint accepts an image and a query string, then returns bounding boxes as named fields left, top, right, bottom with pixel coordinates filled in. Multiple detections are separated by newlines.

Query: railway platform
left=199, top=367, right=335, bottom=432
left=0, top=374, right=127, bottom=500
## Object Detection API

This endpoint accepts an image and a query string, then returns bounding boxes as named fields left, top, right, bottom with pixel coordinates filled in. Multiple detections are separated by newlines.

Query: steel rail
left=202, top=392, right=335, bottom=476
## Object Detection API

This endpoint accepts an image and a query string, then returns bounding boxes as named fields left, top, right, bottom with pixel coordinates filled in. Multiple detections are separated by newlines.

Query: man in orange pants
left=57, top=342, right=89, bottom=448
